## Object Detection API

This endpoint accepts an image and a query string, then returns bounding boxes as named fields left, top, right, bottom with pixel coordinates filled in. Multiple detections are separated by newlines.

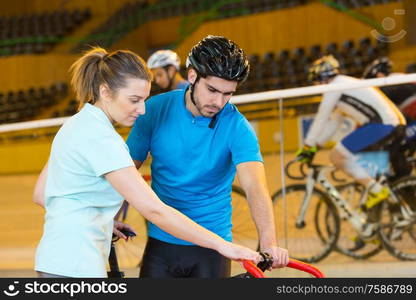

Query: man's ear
left=187, top=68, right=197, bottom=84
left=99, top=84, right=112, bottom=102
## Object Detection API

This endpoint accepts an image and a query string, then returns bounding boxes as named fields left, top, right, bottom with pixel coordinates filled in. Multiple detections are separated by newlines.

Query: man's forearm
left=246, top=191, right=277, bottom=248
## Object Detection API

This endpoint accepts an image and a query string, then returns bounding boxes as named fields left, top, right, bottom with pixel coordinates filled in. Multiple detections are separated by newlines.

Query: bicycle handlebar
left=330, top=169, right=347, bottom=183
left=286, top=159, right=346, bottom=184
left=242, top=259, right=325, bottom=278
left=287, top=259, right=325, bottom=278
left=285, top=159, right=308, bottom=180
left=111, top=228, right=136, bottom=242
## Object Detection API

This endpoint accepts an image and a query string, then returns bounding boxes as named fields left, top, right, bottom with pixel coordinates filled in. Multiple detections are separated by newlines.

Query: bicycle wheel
left=317, top=183, right=383, bottom=260
left=114, top=202, right=148, bottom=269
left=378, top=176, right=416, bottom=261
left=231, top=185, right=259, bottom=250
left=272, top=184, right=340, bottom=263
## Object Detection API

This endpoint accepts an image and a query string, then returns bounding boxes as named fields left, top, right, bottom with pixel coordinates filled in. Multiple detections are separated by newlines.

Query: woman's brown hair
left=70, top=47, right=152, bottom=109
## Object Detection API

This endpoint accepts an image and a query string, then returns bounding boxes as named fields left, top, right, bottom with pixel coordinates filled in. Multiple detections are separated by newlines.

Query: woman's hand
left=216, top=241, right=261, bottom=264
left=113, top=220, right=137, bottom=241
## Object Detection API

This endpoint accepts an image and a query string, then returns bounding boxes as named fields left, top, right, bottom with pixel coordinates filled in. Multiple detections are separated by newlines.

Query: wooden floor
left=1, top=151, right=415, bottom=278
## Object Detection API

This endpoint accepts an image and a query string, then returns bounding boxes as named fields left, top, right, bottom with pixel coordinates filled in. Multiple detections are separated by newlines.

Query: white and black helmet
left=147, top=50, right=180, bottom=70
left=308, top=55, right=340, bottom=83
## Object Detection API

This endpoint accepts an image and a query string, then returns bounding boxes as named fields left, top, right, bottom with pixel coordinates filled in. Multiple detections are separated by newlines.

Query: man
left=127, top=35, right=288, bottom=278
left=147, top=49, right=189, bottom=91
left=297, top=55, right=406, bottom=220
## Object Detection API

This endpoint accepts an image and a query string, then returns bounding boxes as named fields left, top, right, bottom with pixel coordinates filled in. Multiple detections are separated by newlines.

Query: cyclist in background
left=127, top=35, right=289, bottom=278
left=363, top=57, right=416, bottom=121
left=147, top=49, right=189, bottom=92
left=297, top=55, right=406, bottom=223
left=363, top=57, right=416, bottom=178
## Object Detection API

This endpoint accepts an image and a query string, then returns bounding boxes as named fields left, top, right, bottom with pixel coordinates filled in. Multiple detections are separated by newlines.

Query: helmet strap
left=190, top=74, right=200, bottom=107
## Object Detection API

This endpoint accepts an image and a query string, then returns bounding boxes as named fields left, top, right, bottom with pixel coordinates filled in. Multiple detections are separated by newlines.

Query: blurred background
left=1, top=0, right=416, bottom=277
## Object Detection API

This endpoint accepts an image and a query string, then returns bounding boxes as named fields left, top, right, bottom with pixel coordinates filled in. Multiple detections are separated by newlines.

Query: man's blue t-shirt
left=175, top=80, right=190, bottom=90
left=126, top=89, right=262, bottom=245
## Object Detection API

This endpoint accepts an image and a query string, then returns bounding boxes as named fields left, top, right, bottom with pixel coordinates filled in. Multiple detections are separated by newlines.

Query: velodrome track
left=1, top=151, right=415, bottom=278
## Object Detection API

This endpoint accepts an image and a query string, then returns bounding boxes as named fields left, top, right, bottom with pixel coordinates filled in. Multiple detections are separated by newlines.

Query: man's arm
left=304, top=92, right=339, bottom=147
left=236, top=161, right=288, bottom=268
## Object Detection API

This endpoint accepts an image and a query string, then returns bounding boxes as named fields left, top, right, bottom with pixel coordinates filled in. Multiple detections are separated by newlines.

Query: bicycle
left=318, top=127, right=416, bottom=260
left=271, top=159, right=416, bottom=263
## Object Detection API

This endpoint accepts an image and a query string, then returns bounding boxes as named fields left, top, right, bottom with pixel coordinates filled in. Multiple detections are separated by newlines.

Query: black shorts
left=139, top=237, right=231, bottom=278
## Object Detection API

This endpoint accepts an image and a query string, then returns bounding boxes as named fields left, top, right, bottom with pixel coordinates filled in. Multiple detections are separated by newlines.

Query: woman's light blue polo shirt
left=35, top=104, right=134, bottom=277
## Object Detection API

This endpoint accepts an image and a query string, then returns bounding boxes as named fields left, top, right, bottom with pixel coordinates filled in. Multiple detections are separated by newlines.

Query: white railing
left=1, top=73, right=415, bottom=134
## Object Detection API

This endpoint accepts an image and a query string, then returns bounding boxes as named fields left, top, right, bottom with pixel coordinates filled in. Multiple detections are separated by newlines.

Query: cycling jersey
left=378, top=76, right=416, bottom=120
left=305, top=74, right=406, bottom=147
left=380, top=83, right=416, bottom=107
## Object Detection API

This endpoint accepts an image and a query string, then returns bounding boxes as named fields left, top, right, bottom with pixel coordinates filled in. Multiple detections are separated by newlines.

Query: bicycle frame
left=298, top=165, right=371, bottom=237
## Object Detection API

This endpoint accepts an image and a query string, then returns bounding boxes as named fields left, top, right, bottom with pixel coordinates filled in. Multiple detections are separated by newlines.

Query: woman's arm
left=33, top=161, right=49, bottom=208
left=105, top=166, right=260, bottom=262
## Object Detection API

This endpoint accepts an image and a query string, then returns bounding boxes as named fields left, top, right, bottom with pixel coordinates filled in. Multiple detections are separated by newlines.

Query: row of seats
left=73, top=2, right=148, bottom=50
left=0, top=8, right=91, bottom=56
left=0, top=82, right=68, bottom=123
left=72, top=0, right=307, bottom=52
left=406, top=63, right=416, bottom=74
left=236, top=37, right=389, bottom=93
left=51, top=98, right=78, bottom=119
left=145, top=0, right=307, bottom=20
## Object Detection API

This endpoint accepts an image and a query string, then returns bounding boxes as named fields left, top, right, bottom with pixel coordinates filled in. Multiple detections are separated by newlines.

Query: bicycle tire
left=378, top=175, right=416, bottom=261
left=231, top=185, right=259, bottom=250
left=272, top=184, right=340, bottom=263
left=316, top=183, right=383, bottom=260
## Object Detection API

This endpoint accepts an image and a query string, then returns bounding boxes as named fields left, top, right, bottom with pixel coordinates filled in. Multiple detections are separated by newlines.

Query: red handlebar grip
left=242, top=260, right=265, bottom=278
left=242, top=259, right=325, bottom=278
left=287, top=259, right=325, bottom=278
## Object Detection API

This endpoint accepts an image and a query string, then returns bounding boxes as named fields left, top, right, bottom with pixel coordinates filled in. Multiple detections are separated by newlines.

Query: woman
left=33, top=47, right=260, bottom=278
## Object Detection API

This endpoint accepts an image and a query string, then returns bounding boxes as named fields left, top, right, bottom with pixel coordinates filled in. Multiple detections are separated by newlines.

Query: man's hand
left=296, top=145, right=317, bottom=163
left=113, top=220, right=136, bottom=241
left=261, top=245, right=289, bottom=269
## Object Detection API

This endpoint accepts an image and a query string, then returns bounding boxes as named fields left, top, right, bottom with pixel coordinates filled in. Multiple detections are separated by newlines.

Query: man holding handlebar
left=127, top=35, right=289, bottom=278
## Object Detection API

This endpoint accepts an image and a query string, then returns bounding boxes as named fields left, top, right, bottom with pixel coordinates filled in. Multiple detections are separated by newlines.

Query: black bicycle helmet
left=363, top=57, right=393, bottom=79
left=308, top=55, right=340, bottom=83
left=185, top=35, right=250, bottom=83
